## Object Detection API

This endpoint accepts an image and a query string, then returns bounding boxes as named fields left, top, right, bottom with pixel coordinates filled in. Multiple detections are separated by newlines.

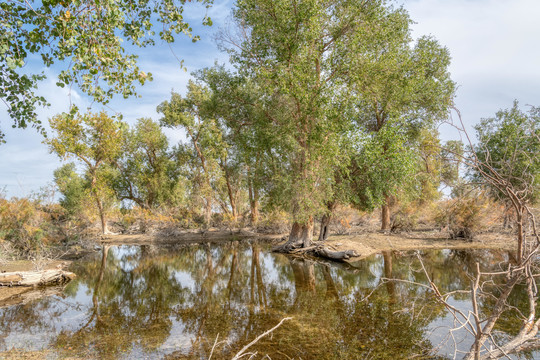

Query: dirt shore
left=325, top=230, right=515, bottom=260
left=99, top=228, right=516, bottom=259
left=0, top=229, right=516, bottom=274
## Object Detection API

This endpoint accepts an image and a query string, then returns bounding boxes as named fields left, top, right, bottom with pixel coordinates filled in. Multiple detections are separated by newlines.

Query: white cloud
left=405, top=0, right=540, bottom=138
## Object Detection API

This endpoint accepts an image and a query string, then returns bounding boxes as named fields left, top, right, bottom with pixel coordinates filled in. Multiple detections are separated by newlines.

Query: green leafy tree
left=221, top=0, right=394, bottom=247
left=114, top=118, right=184, bottom=210
left=158, top=81, right=231, bottom=225
left=473, top=101, right=540, bottom=204
left=53, top=162, right=87, bottom=217
left=0, top=0, right=212, bottom=142
left=45, top=111, right=125, bottom=233
left=472, top=101, right=540, bottom=258
left=346, top=10, right=455, bottom=230
left=194, top=65, right=270, bottom=224
left=348, top=123, right=417, bottom=216
left=219, top=0, right=455, bottom=245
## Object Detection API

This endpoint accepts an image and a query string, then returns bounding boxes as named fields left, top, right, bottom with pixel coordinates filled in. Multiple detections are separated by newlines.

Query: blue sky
left=1, top=0, right=539, bottom=198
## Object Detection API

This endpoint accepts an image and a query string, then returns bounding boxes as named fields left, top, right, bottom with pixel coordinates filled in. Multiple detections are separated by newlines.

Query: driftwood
left=0, top=269, right=76, bottom=287
left=272, top=242, right=360, bottom=262
left=315, top=247, right=359, bottom=261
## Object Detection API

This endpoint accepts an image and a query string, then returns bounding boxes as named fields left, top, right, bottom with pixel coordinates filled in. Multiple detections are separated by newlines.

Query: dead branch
left=231, top=317, right=293, bottom=360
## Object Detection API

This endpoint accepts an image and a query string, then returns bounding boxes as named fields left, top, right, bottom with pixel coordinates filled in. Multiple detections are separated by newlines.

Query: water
left=0, top=242, right=533, bottom=359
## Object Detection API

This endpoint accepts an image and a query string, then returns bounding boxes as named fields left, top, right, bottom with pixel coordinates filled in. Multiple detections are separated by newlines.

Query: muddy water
left=0, top=242, right=532, bottom=359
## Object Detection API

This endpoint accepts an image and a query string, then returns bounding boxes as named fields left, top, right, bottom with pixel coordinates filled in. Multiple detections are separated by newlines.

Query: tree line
left=2, top=0, right=539, bottom=251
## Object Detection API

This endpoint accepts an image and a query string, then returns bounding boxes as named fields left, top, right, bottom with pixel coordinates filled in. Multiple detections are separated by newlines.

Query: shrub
left=435, top=194, right=493, bottom=240
left=391, top=208, right=418, bottom=233
left=0, top=197, right=57, bottom=255
left=330, top=206, right=359, bottom=235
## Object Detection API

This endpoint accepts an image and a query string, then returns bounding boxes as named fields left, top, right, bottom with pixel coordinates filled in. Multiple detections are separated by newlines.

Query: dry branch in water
left=231, top=317, right=293, bottom=360
left=415, top=108, right=540, bottom=359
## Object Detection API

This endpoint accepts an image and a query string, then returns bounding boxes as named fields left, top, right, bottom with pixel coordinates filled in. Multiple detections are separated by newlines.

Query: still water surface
left=0, top=241, right=532, bottom=359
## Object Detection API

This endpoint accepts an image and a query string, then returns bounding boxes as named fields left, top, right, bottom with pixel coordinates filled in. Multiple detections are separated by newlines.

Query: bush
left=118, top=207, right=180, bottom=234
left=435, top=194, right=494, bottom=240
left=0, top=197, right=60, bottom=255
left=391, top=207, right=418, bottom=233
left=330, top=206, right=359, bottom=235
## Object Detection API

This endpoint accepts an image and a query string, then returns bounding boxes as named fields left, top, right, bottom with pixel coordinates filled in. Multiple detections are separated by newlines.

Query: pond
left=0, top=241, right=533, bottom=359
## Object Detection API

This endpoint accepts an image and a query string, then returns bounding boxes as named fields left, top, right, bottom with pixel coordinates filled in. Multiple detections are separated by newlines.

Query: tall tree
left=158, top=81, right=231, bottom=225
left=346, top=11, right=455, bottom=230
left=221, top=0, right=390, bottom=248
left=114, top=118, right=184, bottom=210
left=219, top=0, right=455, bottom=245
left=0, top=0, right=212, bottom=142
left=194, top=65, right=268, bottom=224
left=45, top=111, right=125, bottom=233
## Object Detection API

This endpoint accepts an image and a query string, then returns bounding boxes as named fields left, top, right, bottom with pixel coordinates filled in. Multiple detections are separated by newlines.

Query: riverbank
left=100, top=228, right=515, bottom=259
left=0, top=228, right=516, bottom=273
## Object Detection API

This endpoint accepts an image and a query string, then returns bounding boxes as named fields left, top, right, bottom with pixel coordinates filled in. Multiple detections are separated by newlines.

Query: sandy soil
left=325, top=230, right=515, bottom=260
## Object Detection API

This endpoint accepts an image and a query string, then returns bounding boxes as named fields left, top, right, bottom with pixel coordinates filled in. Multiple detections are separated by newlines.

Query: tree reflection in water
left=0, top=244, right=534, bottom=359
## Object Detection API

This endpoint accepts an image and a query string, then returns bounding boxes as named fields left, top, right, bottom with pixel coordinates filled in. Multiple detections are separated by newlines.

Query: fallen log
left=272, top=241, right=360, bottom=262
left=0, top=270, right=76, bottom=287
left=315, top=247, right=359, bottom=261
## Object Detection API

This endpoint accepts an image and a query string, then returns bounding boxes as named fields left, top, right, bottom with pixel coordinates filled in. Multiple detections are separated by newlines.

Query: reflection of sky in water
left=0, top=244, right=534, bottom=359
left=427, top=297, right=475, bottom=359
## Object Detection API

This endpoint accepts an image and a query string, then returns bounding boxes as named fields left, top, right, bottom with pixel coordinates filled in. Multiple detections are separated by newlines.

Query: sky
left=1, top=0, right=539, bottom=198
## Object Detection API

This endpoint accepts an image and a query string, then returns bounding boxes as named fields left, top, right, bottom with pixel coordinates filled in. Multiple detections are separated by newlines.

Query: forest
left=1, top=0, right=539, bottom=359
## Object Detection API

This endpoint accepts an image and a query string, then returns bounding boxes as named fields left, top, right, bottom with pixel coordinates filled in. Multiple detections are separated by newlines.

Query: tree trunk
left=319, top=201, right=337, bottom=241
left=381, top=195, right=392, bottom=231
left=204, top=198, right=212, bottom=227
left=92, top=190, right=108, bottom=234
left=273, top=217, right=314, bottom=252
left=98, top=204, right=108, bottom=234
left=290, top=217, right=314, bottom=248
left=248, top=178, right=259, bottom=224
left=315, top=247, right=359, bottom=261
left=224, top=167, right=238, bottom=222
left=318, top=202, right=336, bottom=241
left=90, top=170, right=108, bottom=234
left=318, top=214, right=331, bottom=241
